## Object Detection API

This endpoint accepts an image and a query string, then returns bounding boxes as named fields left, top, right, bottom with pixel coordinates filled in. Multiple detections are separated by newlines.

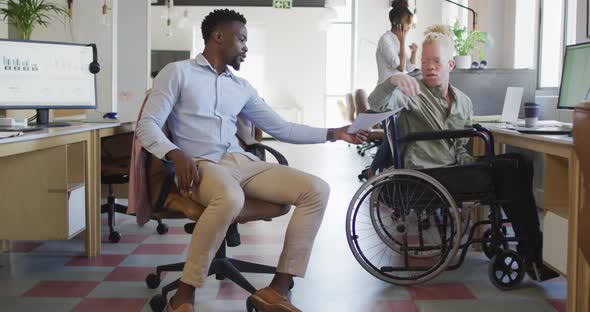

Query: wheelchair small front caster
left=108, top=231, right=121, bottom=243
left=149, top=294, right=167, bottom=312
left=488, top=249, right=525, bottom=290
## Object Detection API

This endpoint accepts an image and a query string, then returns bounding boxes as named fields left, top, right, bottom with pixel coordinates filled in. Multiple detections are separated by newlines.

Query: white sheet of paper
left=347, top=108, right=403, bottom=134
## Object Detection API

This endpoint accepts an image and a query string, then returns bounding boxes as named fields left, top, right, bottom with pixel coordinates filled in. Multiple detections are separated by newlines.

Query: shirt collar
left=420, top=80, right=456, bottom=100
left=195, top=53, right=236, bottom=79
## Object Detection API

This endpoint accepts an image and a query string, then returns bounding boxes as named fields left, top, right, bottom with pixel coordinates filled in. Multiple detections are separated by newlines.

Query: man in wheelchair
left=367, top=25, right=558, bottom=283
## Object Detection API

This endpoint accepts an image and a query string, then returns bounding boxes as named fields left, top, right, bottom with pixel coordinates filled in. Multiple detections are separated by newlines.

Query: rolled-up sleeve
left=240, top=84, right=327, bottom=144
left=368, top=79, right=398, bottom=112
left=136, top=63, right=181, bottom=159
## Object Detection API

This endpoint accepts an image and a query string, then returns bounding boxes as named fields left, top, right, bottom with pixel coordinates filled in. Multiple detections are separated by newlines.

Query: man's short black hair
left=201, top=9, right=247, bottom=44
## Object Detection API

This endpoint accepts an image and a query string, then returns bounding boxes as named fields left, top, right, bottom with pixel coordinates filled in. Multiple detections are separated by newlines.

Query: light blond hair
left=423, top=25, right=455, bottom=61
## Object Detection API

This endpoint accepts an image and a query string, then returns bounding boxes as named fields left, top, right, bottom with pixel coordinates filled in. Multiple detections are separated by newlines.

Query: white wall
left=579, top=0, right=589, bottom=44
left=467, top=0, right=516, bottom=68
left=151, top=6, right=327, bottom=127
left=0, top=2, right=6, bottom=39
left=117, top=0, right=150, bottom=122
left=355, top=0, right=444, bottom=93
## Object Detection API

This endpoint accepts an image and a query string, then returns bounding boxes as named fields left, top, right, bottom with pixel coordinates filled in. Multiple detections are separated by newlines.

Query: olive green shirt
left=368, top=79, right=473, bottom=169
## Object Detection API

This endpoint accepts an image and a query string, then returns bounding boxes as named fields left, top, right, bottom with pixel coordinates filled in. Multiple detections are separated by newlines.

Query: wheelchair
left=346, top=114, right=525, bottom=290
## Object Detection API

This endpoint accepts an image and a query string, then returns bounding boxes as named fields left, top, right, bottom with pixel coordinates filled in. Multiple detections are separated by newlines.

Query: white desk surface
left=0, top=122, right=120, bottom=145
left=480, top=122, right=573, bottom=146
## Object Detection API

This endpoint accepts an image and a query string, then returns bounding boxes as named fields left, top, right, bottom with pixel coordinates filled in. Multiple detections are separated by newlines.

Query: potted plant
left=0, top=0, right=68, bottom=40
left=451, top=20, right=488, bottom=69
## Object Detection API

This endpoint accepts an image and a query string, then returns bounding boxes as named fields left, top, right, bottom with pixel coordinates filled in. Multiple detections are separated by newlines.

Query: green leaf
left=450, top=19, right=488, bottom=58
left=0, top=0, right=68, bottom=39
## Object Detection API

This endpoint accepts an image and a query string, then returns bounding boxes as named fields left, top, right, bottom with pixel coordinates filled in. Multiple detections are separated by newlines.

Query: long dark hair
left=389, top=0, right=413, bottom=27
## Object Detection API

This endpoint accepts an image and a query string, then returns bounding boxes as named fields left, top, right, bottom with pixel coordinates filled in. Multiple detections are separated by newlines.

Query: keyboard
left=0, top=126, right=43, bottom=132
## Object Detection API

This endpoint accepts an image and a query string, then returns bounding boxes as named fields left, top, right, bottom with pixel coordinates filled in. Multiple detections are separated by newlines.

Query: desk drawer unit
left=0, top=142, right=86, bottom=240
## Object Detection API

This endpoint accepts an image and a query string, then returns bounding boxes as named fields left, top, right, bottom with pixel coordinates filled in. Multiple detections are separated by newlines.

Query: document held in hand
left=347, top=107, right=404, bottom=134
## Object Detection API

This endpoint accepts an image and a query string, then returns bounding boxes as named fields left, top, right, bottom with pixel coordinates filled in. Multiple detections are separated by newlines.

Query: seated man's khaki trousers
left=180, top=152, right=330, bottom=288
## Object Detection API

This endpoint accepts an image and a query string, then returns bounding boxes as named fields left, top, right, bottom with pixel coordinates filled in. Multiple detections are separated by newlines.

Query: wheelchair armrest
left=401, top=125, right=495, bottom=162
left=248, top=143, right=289, bottom=166
left=402, top=128, right=479, bottom=142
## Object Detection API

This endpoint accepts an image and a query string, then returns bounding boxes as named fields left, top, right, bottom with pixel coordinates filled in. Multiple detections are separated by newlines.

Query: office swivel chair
left=100, top=133, right=134, bottom=243
left=135, top=103, right=293, bottom=311
left=574, top=101, right=590, bottom=262
left=354, top=89, right=384, bottom=156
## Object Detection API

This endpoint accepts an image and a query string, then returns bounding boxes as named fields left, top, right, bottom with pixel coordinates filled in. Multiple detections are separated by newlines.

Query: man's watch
left=327, top=128, right=337, bottom=142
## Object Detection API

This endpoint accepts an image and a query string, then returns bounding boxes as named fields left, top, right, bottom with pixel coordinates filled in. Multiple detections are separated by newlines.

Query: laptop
left=472, top=87, right=524, bottom=123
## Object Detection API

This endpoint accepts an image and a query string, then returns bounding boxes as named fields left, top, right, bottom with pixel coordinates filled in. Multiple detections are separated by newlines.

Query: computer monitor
left=0, top=39, right=97, bottom=126
left=557, top=42, right=590, bottom=109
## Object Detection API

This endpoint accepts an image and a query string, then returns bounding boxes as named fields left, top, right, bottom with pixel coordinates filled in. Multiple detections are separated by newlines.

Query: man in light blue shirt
left=136, top=9, right=366, bottom=312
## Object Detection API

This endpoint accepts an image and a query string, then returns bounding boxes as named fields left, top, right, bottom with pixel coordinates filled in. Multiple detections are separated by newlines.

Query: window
left=325, top=0, right=354, bottom=128
left=514, top=0, right=537, bottom=69
left=538, top=0, right=577, bottom=88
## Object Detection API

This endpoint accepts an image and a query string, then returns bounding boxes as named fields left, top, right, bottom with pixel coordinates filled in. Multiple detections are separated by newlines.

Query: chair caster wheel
left=157, top=223, right=168, bottom=235
left=488, top=249, right=525, bottom=290
left=108, top=231, right=121, bottom=243
left=145, top=273, right=161, bottom=289
left=289, top=279, right=295, bottom=290
left=149, top=294, right=167, bottom=312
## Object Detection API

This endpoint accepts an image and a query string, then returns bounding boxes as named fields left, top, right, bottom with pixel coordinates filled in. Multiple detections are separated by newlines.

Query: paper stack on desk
left=0, top=131, right=23, bottom=139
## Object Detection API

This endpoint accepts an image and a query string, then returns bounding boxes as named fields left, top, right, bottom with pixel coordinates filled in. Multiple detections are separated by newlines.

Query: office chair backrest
left=345, top=93, right=355, bottom=123
left=354, top=89, right=369, bottom=115
left=573, top=101, right=590, bottom=260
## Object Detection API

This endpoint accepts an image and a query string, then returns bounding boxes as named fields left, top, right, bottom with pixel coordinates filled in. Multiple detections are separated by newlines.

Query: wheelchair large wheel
left=346, top=169, right=462, bottom=285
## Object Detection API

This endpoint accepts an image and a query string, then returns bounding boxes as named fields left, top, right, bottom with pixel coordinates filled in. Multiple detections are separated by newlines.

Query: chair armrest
left=249, top=143, right=289, bottom=166
left=153, top=157, right=176, bottom=213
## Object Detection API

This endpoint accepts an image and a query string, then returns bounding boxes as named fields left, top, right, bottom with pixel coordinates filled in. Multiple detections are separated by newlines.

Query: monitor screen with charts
left=0, top=39, right=97, bottom=125
left=558, top=42, right=590, bottom=109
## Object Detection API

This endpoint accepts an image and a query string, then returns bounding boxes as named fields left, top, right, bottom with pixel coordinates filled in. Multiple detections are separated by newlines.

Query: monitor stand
left=32, top=109, right=71, bottom=128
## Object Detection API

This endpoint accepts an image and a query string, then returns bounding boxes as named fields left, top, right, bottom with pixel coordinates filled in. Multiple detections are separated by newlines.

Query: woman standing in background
left=376, top=0, right=418, bottom=83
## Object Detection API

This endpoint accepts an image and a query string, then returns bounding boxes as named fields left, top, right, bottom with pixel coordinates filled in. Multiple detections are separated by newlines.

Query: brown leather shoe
left=166, top=301, right=194, bottom=312
left=246, top=287, right=302, bottom=312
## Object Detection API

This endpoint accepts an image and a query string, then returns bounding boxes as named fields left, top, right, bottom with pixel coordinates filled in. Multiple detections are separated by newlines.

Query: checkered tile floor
left=0, top=142, right=566, bottom=311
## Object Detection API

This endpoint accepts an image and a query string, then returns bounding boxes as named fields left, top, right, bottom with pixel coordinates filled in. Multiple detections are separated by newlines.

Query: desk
left=473, top=124, right=589, bottom=311
left=0, top=123, right=121, bottom=257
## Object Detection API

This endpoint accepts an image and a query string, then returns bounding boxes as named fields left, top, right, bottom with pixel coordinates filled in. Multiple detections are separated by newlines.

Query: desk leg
left=567, top=151, right=581, bottom=310
left=84, top=130, right=101, bottom=257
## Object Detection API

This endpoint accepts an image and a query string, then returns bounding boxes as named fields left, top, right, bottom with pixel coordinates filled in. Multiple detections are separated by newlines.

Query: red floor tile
left=548, top=299, right=567, bottom=312
left=132, top=244, right=186, bottom=255
left=368, top=300, right=418, bottom=312
left=104, top=266, right=166, bottom=282
left=23, top=281, right=99, bottom=298
left=65, top=255, right=127, bottom=267
left=9, top=241, right=42, bottom=253
left=101, top=233, right=150, bottom=244
left=406, top=283, right=475, bottom=300
left=72, top=298, right=147, bottom=312
left=216, top=281, right=250, bottom=300
left=240, top=235, right=284, bottom=245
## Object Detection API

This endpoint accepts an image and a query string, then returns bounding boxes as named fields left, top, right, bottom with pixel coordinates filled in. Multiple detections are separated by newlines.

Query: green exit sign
left=273, top=0, right=292, bottom=9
